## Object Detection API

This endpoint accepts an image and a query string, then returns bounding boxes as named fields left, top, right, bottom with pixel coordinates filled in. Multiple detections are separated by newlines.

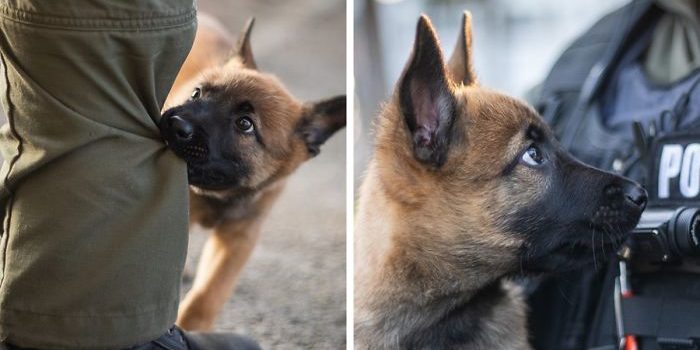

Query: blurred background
left=354, top=0, right=630, bottom=182
left=183, top=1, right=346, bottom=349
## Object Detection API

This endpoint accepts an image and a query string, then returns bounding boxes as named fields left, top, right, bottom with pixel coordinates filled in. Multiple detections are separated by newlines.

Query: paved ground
left=185, top=1, right=346, bottom=349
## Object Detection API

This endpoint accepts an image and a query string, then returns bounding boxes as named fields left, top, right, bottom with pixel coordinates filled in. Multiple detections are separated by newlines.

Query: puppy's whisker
left=591, top=228, right=598, bottom=270
left=600, top=227, right=606, bottom=258
left=613, top=221, right=625, bottom=251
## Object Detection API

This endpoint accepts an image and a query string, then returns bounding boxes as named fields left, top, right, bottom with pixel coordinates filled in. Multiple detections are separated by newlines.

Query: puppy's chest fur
left=359, top=280, right=530, bottom=350
left=189, top=187, right=269, bottom=227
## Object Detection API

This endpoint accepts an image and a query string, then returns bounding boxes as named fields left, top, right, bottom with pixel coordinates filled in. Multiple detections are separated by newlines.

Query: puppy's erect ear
left=232, top=17, right=257, bottom=69
left=398, top=15, right=457, bottom=168
left=448, top=11, right=477, bottom=85
left=298, top=95, right=346, bottom=157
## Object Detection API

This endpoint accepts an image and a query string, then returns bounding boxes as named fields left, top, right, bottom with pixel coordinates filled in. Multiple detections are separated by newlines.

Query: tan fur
left=166, top=13, right=234, bottom=109
left=164, top=15, right=343, bottom=331
left=355, top=13, right=546, bottom=349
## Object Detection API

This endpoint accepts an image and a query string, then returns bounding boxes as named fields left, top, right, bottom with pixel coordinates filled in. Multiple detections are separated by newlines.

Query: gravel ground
left=184, top=1, right=346, bottom=349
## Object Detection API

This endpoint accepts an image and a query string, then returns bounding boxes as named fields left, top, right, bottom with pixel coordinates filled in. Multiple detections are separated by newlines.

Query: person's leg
left=0, top=1, right=194, bottom=348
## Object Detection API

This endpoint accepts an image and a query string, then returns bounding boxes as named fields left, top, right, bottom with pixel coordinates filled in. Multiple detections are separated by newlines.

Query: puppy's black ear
left=299, top=95, right=346, bottom=157
left=398, top=15, right=456, bottom=168
left=448, top=11, right=477, bottom=86
left=232, top=17, right=257, bottom=69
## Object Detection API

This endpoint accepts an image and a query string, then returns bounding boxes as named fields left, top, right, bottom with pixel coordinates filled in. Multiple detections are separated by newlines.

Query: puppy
left=354, top=13, right=646, bottom=349
left=161, top=16, right=346, bottom=330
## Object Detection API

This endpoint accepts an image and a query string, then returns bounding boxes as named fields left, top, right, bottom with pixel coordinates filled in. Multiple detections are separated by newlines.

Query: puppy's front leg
left=177, top=216, right=263, bottom=331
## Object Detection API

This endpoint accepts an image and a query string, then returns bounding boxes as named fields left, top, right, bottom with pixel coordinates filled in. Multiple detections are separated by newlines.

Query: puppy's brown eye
left=191, top=87, right=201, bottom=100
left=236, top=117, right=254, bottom=133
left=238, top=101, right=254, bottom=114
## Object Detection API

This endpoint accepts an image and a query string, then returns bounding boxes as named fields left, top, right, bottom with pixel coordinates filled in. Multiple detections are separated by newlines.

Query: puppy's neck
left=190, top=180, right=285, bottom=228
left=355, top=160, right=521, bottom=348
left=356, top=159, right=513, bottom=295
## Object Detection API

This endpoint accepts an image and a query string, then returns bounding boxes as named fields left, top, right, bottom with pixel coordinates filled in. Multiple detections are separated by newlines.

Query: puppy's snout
left=169, top=115, right=194, bottom=141
left=604, top=182, right=647, bottom=210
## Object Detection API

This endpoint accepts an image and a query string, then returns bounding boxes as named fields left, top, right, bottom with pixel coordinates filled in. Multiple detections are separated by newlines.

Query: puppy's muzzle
left=605, top=182, right=648, bottom=211
left=593, top=180, right=647, bottom=226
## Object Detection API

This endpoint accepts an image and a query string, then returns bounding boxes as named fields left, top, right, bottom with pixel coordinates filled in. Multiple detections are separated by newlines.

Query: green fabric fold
left=0, top=1, right=195, bottom=348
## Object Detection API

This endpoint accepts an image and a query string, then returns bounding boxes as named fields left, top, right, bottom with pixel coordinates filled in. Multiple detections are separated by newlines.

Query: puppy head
left=160, top=18, right=346, bottom=197
left=377, top=13, right=646, bottom=273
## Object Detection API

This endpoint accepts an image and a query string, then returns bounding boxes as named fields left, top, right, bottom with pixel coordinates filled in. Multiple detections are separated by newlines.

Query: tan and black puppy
left=160, top=16, right=345, bottom=330
left=354, top=13, right=646, bottom=349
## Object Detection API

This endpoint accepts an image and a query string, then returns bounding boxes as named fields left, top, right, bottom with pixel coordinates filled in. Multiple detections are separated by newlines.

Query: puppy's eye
left=238, top=101, right=254, bottom=114
left=236, top=117, right=254, bottom=133
left=521, top=144, right=545, bottom=166
left=191, top=87, right=202, bottom=100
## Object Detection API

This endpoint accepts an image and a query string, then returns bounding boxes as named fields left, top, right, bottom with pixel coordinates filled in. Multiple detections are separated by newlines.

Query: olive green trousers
left=0, top=1, right=196, bottom=348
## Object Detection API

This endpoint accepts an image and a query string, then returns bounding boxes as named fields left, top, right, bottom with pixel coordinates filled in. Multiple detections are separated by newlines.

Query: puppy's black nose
left=605, top=181, right=647, bottom=210
left=623, top=183, right=647, bottom=210
left=169, top=115, right=193, bottom=141
left=604, top=182, right=647, bottom=210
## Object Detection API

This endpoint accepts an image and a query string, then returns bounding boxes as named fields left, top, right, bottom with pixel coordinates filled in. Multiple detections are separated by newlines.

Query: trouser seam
left=0, top=52, right=21, bottom=291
